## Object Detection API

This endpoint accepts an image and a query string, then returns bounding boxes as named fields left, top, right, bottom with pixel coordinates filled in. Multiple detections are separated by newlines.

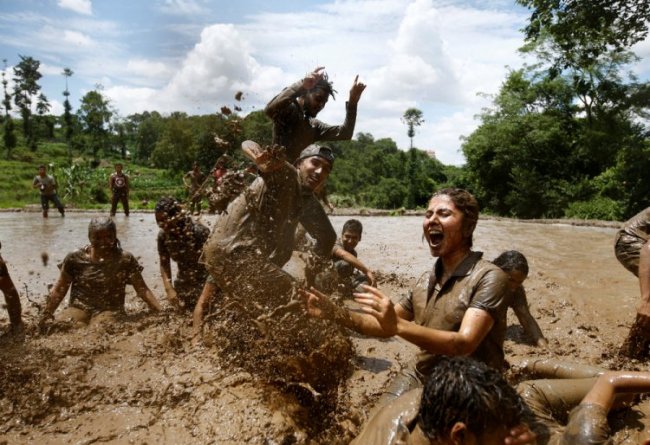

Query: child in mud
left=38, top=217, right=161, bottom=327
left=614, top=206, right=650, bottom=359
left=493, top=250, right=548, bottom=347
left=0, top=241, right=23, bottom=334
left=155, top=197, right=210, bottom=311
left=352, top=355, right=650, bottom=445
left=109, top=162, right=130, bottom=216
left=264, top=66, right=366, bottom=268
left=32, top=164, right=65, bottom=218
left=304, top=188, right=510, bottom=405
left=318, top=219, right=376, bottom=297
left=183, top=162, right=205, bottom=215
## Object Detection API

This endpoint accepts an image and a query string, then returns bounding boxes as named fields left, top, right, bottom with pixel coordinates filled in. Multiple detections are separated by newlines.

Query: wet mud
left=0, top=213, right=649, bottom=444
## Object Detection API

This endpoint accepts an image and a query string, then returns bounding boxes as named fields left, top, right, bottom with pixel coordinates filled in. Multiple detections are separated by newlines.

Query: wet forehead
left=427, top=195, right=458, bottom=212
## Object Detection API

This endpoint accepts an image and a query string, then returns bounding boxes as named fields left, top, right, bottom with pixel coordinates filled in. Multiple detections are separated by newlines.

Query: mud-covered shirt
left=157, top=220, right=209, bottom=285
left=265, top=80, right=357, bottom=162
left=201, top=162, right=309, bottom=273
left=59, top=246, right=143, bottom=313
left=33, top=175, right=57, bottom=196
left=618, top=207, right=650, bottom=242
left=332, top=238, right=357, bottom=259
left=109, top=172, right=129, bottom=194
left=184, top=170, right=206, bottom=193
left=398, top=252, right=509, bottom=372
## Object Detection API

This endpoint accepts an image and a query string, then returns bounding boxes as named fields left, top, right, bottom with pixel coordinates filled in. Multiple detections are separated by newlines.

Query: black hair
left=418, top=356, right=530, bottom=441
left=342, top=219, right=363, bottom=235
left=308, top=72, right=337, bottom=100
left=493, top=250, right=529, bottom=276
left=430, top=188, right=479, bottom=248
left=88, top=217, right=121, bottom=251
left=155, top=196, right=182, bottom=217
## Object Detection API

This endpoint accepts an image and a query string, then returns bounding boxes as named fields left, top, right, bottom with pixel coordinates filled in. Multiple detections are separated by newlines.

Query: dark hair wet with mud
left=342, top=219, right=362, bottom=235
left=88, top=217, right=121, bottom=251
left=493, top=250, right=529, bottom=276
left=155, top=196, right=182, bottom=217
left=431, top=188, right=479, bottom=248
left=418, top=356, right=530, bottom=440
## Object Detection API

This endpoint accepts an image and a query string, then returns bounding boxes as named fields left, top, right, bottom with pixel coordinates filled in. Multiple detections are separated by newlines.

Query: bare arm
left=511, top=296, right=547, bottom=347
left=158, top=253, right=180, bottom=309
left=40, top=273, right=73, bottom=322
left=131, top=273, right=162, bottom=312
left=192, top=281, right=218, bottom=345
left=581, top=371, right=650, bottom=411
left=332, top=246, right=376, bottom=286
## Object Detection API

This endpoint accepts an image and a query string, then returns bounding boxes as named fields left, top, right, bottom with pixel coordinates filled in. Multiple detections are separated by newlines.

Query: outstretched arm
left=511, top=292, right=547, bottom=347
left=332, top=246, right=376, bottom=286
left=40, top=272, right=73, bottom=324
left=131, top=273, right=162, bottom=312
left=192, top=281, right=218, bottom=346
left=241, top=140, right=286, bottom=172
left=158, top=253, right=181, bottom=310
left=581, top=371, right=650, bottom=411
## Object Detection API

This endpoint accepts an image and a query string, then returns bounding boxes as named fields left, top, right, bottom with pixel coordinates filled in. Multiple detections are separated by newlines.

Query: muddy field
left=0, top=211, right=648, bottom=444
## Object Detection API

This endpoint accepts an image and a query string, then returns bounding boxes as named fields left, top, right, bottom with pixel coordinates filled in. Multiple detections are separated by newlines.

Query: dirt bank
left=0, top=213, right=647, bottom=444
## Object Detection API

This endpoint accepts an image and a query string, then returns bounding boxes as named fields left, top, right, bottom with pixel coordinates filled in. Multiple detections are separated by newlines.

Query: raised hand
left=349, top=75, right=366, bottom=105
left=303, top=66, right=326, bottom=90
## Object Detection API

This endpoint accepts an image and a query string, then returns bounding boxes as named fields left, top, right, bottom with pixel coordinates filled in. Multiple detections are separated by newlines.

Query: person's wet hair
left=342, top=219, right=362, bottom=235
left=418, top=356, right=530, bottom=441
left=155, top=197, right=182, bottom=217
left=493, top=250, right=529, bottom=276
left=87, top=217, right=121, bottom=250
left=431, top=188, right=479, bottom=248
left=307, top=72, right=337, bottom=100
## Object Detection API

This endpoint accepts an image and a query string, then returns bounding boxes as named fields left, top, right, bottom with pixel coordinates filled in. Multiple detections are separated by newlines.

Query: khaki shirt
left=265, top=80, right=358, bottom=162
left=619, top=207, right=650, bottom=242
left=201, top=162, right=310, bottom=274
left=398, top=252, right=509, bottom=372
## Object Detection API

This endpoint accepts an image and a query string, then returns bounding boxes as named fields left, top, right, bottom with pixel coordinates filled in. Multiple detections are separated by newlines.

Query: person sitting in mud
left=317, top=219, right=376, bottom=297
left=493, top=250, right=548, bottom=348
left=38, top=217, right=162, bottom=327
left=614, top=207, right=650, bottom=359
left=264, top=66, right=366, bottom=269
left=109, top=162, right=130, bottom=217
left=155, top=197, right=210, bottom=311
left=352, top=355, right=650, bottom=445
left=32, top=164, right=65, bottom=218
left=183, top=162, right=205, bottom=215
left=304, top=188, right=510, bottom=405
left=0, top=241, right=23, bottom=334
left=192, top=141, right=336, bottom=342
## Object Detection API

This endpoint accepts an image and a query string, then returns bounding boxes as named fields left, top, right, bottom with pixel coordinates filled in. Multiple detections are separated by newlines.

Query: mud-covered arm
left=241, top=140, right=287, bottom=173
left=511, top=287, right=547, bottom=347
left=0, top=263, right=22, bottom=325
left=332, top=246, right=376, bottom=286
left=581, top=371, right=650, bottom=411
left=131, top=273, right=162, bottom=312
left=192, top=281, right=218, bottom=345
left=40, top=272, right=73, bottom=322
left=158, top=252, right=180, bottom=310
left=265, top=80, right=305, bottom=119
left=311, top=101, right=357, bottom=141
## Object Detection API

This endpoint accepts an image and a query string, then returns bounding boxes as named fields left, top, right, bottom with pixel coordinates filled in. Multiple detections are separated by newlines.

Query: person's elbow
left=448, top=335, right=481, bottom=356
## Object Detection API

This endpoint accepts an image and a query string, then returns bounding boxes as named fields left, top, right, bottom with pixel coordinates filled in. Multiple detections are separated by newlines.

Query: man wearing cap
left=192, top=140, right=335, bottom=342
left=265, top=66, right=366, bottom=267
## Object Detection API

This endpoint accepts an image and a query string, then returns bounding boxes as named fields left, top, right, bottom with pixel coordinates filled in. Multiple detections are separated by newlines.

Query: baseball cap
left=296, top=144, right=335, bottom=165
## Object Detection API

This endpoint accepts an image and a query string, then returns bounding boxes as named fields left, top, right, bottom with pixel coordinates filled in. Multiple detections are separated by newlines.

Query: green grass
left=0, top=141, right=186, bottom=210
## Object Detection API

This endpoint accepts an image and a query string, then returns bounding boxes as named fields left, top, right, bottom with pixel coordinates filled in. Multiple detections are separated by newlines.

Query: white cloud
left=160, top=0, right=208, bottom=16
left=57, top=0, right=92, bottom=16
left=126, top=59, right=174, bottom=83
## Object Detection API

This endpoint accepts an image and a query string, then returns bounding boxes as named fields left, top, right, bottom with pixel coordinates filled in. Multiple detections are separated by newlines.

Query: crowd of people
left=3, top=66, right=650, bottom=444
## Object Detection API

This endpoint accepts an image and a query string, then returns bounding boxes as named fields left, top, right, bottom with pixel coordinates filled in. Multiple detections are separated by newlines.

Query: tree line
left=1, top=0, right=648, bottom=219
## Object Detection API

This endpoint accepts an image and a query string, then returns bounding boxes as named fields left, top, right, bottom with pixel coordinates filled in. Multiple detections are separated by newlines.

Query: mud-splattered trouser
left=515, top=359, right=610, bottom=443
left=269, top=194, right=336, bottom=267
left=110, top=191, right=129, bottom=216
left=188, top=188, right=202, bottom=214
left=206, top=247, right=296, bottom=313
left=614, top=231, right=650, bottom=358
left=40, top=193, right=65, bottom=216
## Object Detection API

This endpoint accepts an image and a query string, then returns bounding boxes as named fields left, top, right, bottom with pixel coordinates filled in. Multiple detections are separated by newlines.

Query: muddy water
left=0, top=213, right=635, bottom=319
left=0, top=212, right=646, bottom=444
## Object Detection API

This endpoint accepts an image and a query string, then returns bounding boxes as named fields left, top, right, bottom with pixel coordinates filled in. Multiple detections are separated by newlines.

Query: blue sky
left=1, top=0, right=649, bottom=165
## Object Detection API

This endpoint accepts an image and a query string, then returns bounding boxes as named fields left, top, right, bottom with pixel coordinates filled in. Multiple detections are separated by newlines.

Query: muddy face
left=304, top=89, right=329, bottom=117
left=342, top=230, right=361, bottom=251
left=422, top=195, right=466, bottom=258
left=298, top=156, right=332, bottom=191
left=89, top=228, right=117, bottom=254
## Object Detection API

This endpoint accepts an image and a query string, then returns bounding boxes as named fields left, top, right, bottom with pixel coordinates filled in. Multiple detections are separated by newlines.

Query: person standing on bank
left=264, top=66, right=366, bottom=267
left=109, top=162, right=130, bottom=217
left=33, top=164, right=65, bottom=218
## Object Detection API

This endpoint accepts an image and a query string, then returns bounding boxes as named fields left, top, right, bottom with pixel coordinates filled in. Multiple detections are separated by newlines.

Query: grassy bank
left=0, top=142, right=186, bottom=211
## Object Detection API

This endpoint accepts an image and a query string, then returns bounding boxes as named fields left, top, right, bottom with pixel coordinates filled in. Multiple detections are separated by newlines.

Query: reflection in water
left=0, top=212, right=637, bottom=321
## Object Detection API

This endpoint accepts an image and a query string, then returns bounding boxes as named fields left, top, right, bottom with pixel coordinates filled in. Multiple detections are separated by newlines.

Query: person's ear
left=449, top=422, right=471, bottom=445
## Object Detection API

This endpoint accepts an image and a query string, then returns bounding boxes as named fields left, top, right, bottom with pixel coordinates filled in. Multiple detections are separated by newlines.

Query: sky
left=1, top=0, right=649, bottom=165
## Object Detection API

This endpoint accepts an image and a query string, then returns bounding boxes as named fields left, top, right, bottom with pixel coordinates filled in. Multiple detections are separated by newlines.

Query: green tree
left=62, top=68, right=74, bottom=158
left=151, top=114, right=195, bottom=171
left=78, top=88, right=113, bottom=157
left=401, top=108, right=424, bottom=149
left=12, top=55, right=45, bottom=151
left=1, top=59, right=16, bottom=158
